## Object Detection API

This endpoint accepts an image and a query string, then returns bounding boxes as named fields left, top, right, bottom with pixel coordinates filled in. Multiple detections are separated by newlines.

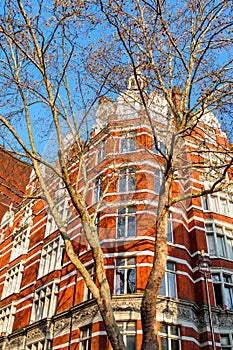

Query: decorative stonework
left=216, top=310, right=233, bottom=328
left=73, top=305, right=100, bottom=327
left=53, top=318, right=70, bottom=337
left=112, top=297, right=141, bottom=312
left=6, top=336, right=24, bottom=350
left=27, top=327, right=45, bottom=343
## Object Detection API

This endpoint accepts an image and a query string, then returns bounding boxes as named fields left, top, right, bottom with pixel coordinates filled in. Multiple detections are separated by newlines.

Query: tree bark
left=141, top=173, right=172, bottom=350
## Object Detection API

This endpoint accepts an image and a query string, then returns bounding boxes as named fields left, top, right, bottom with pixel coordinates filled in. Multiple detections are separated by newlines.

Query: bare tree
left=0, top=0, right=233, bottom=350
left=96, top=0, right=233, bottom=348
left=0, top=1, right=126, bottom=349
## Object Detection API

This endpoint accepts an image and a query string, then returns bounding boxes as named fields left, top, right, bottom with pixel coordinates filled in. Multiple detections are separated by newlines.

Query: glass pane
left=159, top=277, right=166, bottom=296
left=224, top=286, right=233, bottom=309
left=116, top=259, right=124, bottom=267
left=167, top=262, right=175, bottom=272
left=129, top=138, right=136, bottom=152
left=117, top=217, right=125, bottom=237
left=120, top=138, right=128, bottom=153
left=217, top=235, right=225, bottom=256
left=171, top=339, right=179, bottom=350
left=227, top=238, right=233, bottom=259
left=160, top=323, right=168, bottom=334
left=128, top=175, right=136, bottom=191
left=212, top=274, right=220, bottom=282
left=127, top=269, right=136, bottom=293
left=115, top=269, right=125, bottom=294
left=170, top=325, right=178, bottom=336
left=202, top=196, right=208, bottom=210
left=161, top=337, right=168, bottom=350
left=167, top=272, right=176, bottom=298
left=205, top=224, right=213, bottom=232
left=126, top=335, right=136, bottom=350
left=119, top=177, right=126, bottom=192
left=128, top=216, right=136, bottom=237
left=207, top=234, right=216, bottom=255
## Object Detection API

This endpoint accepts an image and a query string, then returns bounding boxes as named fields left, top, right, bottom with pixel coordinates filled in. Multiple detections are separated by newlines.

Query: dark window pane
left=171, top=339, right=179, bottom=350
left=128, top=216, right=136, bottom=237
left=117, top=217, right=125, bottom=237
left=116, top=269, right=125, bottom=294
left=127, top=335, right=136, bottom=350
left=128, top=175, right=136, bottom=191
left=161, top=337, right=168, bottom=350
left=127, top=269, right=136, bottom=293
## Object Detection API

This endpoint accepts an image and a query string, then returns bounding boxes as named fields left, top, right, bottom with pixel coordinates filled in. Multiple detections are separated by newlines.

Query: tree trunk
left=141, top=174, right=172, bottom=350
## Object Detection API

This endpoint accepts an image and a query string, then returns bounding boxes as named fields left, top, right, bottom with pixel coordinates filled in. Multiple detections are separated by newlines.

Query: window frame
left=117, top=321, right=137, bottom=350
left=38, top=236, right=63, bottom=278
left=159, top=262, right=177, bottom=298
left=0, top=302, right=16, bottom=336
left=212, top=271, right=233, bottom=310
left=120, top=131, right=136, bottom=153
left=206, top=223, right=233, bottom=259
left=31, top=280, right=59, bottom=323
left=220, top=333, right=233, bottom=349
left=114, top=257, right=136, bottom=295
left=2, top=262, right=24, bottom=299
left=159, top=323, right=181, bottom=350
left=25, top=340, right=45, bottom=350
left=10, top=226, right=31, bottom=261
left=116, top=206, right=136, bottom=239
left=93, top=177, right=102, bottom=203
left=79, top=325, right=92, bottom=350
left=118, top=167, right=136, bottom=193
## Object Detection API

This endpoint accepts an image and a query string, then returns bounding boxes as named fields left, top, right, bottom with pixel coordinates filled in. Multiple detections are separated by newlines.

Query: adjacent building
left=0, top=75, right=233, bottom=350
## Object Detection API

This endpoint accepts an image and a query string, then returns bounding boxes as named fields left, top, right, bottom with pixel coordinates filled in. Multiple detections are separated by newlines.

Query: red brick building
left=0, top=146, right=31, bottom=222
left=0, top=76, right=233, bottom=350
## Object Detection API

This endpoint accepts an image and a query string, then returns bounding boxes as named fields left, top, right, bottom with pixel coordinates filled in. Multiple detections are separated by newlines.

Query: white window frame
left=93, top=178, right=102, bottom=203
left=79, top=325, right=92, bottom=350
left=118, top=167, right=136, bottom=193
left=117, top=321, right=136, bottom=350
left=45, top=199, right=70, bottom=237
left=159, top=262, right=177, bottom=298
left=2, top=262, right=24, bottom=299
left=0, top=207, right=14, bottom=242
left=212, top=271, right=233, bottom=310
left=31, top=280, right=59, bottom=322
left=114, top=257, right=136, bottom=295
left=167, top=213, right=173, bottom=243
left=0, top=302, right=16, bottom=336
left=116, top=207, right=136, bottom=238
left=38, top=236, right=63, bottom=278
left=159, top=323, right=181, bottom=350
left=206, top=223, right=233, bottom=259
left=10, top=226, right=30, bottom=261
left=26, top=340, right=45, bottom=350
left=120, top=131, right=136, bottom=153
